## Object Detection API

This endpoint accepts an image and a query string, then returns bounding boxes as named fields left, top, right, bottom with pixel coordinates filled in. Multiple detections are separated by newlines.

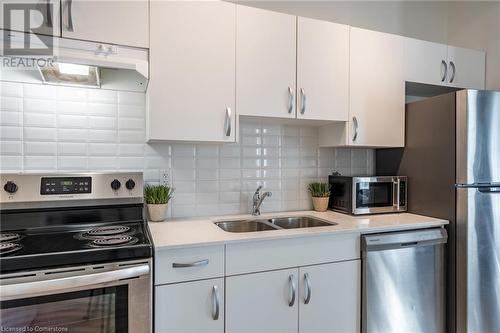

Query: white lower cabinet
left=225, top=261, right=360, bottom=333
left=155, top=278, right=224, bottom=333
left=299, top=261, right=361, bottom=333
left=226, top=268, right=299, bottom=333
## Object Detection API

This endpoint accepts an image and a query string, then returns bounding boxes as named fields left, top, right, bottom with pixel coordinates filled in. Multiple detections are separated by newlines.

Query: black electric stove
left=0, top=173, right=152, bottom=274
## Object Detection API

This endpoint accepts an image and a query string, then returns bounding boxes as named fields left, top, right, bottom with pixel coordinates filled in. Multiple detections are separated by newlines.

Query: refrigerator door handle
left=478, top=187, right=500, bottom=194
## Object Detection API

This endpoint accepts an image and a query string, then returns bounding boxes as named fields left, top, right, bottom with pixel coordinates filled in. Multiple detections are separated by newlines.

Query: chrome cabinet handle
left=172, top=259, right=209, bottom=268
left=287, top=86, right=294, bottom=114
left=449, top=61, right=456, bottom=83
left=300, top=88, right=306, bottom=114
left=45, top=0, right=52, bottom=28
left=303, top=273, right=311, bottom=304
left=212, top=285, right=220, bottom=320
left=64, top=0, right=74, bottom=32
left=352, top=116, right=359, bottom=142
left=224, top=107, right=231, bottom=137
left=441, top=60, right=447, bottom=82
left=288, top=274, right=296, bottom=307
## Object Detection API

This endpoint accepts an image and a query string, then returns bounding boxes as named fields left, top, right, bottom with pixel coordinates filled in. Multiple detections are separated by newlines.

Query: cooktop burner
left=0, top=242, right=22, bottom=255
left=80, top=225, right=132, bottom=239
left=90, top=235, right=138, bottom=247
left=0, top=232, right=20, bottom=242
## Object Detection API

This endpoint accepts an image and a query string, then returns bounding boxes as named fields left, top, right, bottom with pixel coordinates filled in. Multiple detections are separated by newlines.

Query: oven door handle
left=0, top=264, right=150, bottom=299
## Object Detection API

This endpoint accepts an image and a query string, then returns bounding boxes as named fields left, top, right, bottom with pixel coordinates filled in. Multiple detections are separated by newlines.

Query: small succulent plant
left=144, top=185, right=174, bottom=204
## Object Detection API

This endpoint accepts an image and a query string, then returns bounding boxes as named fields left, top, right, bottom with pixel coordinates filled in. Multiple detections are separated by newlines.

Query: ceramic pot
left=147, top=203, right=168, bottom=222
left=312, top=197, right=329, bottom=212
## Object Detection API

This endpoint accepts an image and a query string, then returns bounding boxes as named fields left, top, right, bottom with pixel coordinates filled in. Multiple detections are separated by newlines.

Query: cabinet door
left=299, top=261, right=361, bottom=333
left=404, top=37, right=448, bottom=86
left=349, top=27, right=405, bottom=147
left=236, top=5, right=296, bottom=119
left=60, top=0, right=148, bottom=48
left=297, top=17, right=349, bottom=121
left=447, top=46, right=485, bottom=89
left=226, top=268, right=298, bottom=332
left=155, top=278, right=224, bottom=333
left=147, top=1, right=236, bottom=142
left=0, top=0, right=60, bottom=36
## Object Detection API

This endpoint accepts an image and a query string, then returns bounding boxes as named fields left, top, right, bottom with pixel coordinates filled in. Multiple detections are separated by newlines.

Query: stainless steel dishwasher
left=362, top=228, right=447, bottom=333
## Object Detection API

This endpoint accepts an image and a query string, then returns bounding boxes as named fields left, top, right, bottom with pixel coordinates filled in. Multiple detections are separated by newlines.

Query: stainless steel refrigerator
left=376, top=89, right=500, bottom=333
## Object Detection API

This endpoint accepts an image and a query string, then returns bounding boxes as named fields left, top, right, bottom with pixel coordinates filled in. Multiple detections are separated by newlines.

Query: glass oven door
left=354, top=177, right=398, bottom=214
left=0, top=260, right=151, bottom=333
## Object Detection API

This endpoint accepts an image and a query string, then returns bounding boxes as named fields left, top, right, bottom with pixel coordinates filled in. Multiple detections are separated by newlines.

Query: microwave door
left=354, top=180, right=396, bottom=214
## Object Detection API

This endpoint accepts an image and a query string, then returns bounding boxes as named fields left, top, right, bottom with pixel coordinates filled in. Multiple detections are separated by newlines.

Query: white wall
left=239, top=1, right=499, bottom=90
left=0, top=82, right=374, bottom=217
left=447, top=2, right=500, bottom=90
left=238, top=1, right=450, bottom=43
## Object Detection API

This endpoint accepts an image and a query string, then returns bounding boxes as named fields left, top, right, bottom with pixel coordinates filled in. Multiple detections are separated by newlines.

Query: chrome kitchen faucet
left=251, top=186, right=272, bottom=216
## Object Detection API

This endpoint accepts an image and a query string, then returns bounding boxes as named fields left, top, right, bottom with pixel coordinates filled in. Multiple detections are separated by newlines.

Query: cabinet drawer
left=226, top=234, right=359, bottom=275
left=155, top=245, right=224, bottom=285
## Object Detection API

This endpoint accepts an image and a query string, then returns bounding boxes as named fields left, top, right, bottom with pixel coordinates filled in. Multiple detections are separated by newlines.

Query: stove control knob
left=4, top=181, right=18, bottom=194
left=110, top=179, right=121, bottom=191
left=125, top=179, right=136, bottom=190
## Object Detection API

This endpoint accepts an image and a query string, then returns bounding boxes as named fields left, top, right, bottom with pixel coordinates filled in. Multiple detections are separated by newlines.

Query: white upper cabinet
left=236, top=5, right=296, bottom=119
left=404, top=38, right=448, bottom=86
left=60, top=0, right=149, bottom=48
left=404, top=38, right=485, bottom=89
left=447, top=46, right=485, bottom=89
left=349, top=27, right=405, bottom=147
left=296, top=17, right=349, bottom=121
left=0, top=0, right=61, bottom=36
left=147, top=1, right=236, bottom=142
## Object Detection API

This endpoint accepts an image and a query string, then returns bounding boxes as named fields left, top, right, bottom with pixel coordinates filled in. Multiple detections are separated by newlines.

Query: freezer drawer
left=362, top=228, right=447, bottom=333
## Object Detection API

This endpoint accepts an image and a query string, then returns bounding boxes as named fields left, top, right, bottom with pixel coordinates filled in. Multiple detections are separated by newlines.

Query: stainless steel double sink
left=215, top=216, right=337, bottom=233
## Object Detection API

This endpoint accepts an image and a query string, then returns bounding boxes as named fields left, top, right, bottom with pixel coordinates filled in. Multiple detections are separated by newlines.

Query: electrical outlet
left=160, top=170, right=170, bottom=186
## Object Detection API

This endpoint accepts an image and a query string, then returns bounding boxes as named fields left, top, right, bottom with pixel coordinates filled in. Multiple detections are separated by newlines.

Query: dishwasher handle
left=362, top=228, right=447, bottom=252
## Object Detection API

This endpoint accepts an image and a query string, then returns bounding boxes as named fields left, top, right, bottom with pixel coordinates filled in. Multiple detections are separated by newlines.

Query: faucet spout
left=252, top=187, right=272, bottom=216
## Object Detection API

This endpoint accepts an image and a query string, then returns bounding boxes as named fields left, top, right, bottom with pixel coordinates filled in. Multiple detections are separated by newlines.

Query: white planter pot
left=312, top=197, right=329, bottom=212
left=147, top=203, right=168, bottom=222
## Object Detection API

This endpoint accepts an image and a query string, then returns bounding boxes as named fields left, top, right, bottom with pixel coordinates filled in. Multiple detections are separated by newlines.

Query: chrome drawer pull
left=288, top=274, right=296, bottom=307
left=172, top=259, right=209, bottom=268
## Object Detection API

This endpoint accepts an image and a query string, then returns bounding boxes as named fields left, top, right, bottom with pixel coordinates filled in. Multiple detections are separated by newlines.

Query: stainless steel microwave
left=328, top=176, right=407, bottom=215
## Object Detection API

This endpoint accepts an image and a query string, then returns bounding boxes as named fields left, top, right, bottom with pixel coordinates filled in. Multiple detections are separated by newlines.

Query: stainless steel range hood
left=0, top=31, right=148, bottom=92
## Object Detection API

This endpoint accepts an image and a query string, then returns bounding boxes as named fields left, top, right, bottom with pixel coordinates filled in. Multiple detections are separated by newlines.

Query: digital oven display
left=40, top=177, right=92, bottom=195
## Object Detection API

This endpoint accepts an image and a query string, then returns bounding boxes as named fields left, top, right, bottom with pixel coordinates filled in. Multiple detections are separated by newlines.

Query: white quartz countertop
left=148, top=210, right=448, bottom=250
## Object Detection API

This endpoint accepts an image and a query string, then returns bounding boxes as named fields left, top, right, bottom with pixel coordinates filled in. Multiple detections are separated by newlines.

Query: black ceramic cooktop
left=0, top=204, right=152, bottom=274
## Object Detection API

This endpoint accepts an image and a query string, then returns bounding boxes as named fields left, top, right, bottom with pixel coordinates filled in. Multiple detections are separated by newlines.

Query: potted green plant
left=308, top=182, right=331, bottom=212
left=144, top=185, right=173, bottom=222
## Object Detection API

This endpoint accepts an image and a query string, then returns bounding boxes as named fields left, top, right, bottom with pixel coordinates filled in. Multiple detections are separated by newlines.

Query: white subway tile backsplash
left=23, top=127, right=55, bottom=141
left=58, top=114, right=88, bottom=128
left=89, top=116, right=115, bottom=130
left=23, top=84, right=56, bottom=99
left=23, top=113, right=56, bottom=127
left=58, top=143, right=87, bottom=156
left=24, top=156, right=57, bottom=170
left=1, top=141, right=22, bottom=155
left=24, top=142, right=57, bottom=156
left=88, top=90, right=117, bottom=104
left=1, top=97, right=23, bottom=111
left=88, top=143, right=117, bottom=156
left=1, top=83, right=375, bottom=218
left=88, top=130, right=116, bottom=143
left=58, top=129, right=88, bottom=142
left=58, top=156, right=88, bottom=170
left=0, top=111, right=23, bottom=126
left=57, top=101, right=87, bottom=115
left=24, top=99, right=56, bottom=113
left=1, top=82, right=23, bottom=97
